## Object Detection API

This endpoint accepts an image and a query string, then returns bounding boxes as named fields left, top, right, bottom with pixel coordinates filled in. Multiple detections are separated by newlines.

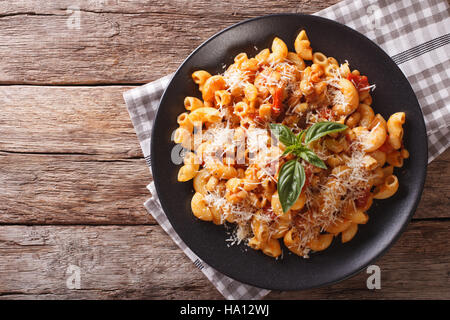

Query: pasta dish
left=173, top=30, right=408, bottom=258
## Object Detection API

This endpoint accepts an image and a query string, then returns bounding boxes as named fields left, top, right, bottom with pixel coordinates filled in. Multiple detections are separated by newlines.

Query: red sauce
left=303, top=164, right=313, bottom=190
left=317, top=107, right=335, bottom=120
left=347, top=73, right=370, bottom=92
left=271, top=87, right=283, bottom=116
left=251, top=113, right=266, bottom=125
left=355, top=188, right=371, bottom=208
left=378, top=137, right=395, bottom=154
left=263, top=206, right=277, bottom=221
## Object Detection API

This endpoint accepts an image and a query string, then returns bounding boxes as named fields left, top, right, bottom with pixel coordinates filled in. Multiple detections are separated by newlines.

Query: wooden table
left=0, top=0, right=448, bottom=300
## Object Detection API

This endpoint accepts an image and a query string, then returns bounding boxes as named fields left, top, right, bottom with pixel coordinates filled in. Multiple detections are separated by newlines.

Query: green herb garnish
left=269, top=121, right=347, bottom=212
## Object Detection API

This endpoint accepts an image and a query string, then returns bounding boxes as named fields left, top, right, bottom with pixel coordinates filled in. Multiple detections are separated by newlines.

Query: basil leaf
left=296, top=130, right=305, bottom=144
left=304, top=121, right=347, bottom=145
left=269, top=123, right=297, bottom=147
left=296, top=149, right=327, bottom=169
left=277, top=160, right=305, bottom=213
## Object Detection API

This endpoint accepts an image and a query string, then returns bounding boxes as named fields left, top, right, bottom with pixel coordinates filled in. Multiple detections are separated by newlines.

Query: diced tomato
left=355, top=188, right=371, bottom=208
left=252, top=113, right=266, bottom=125
left=347, top=73, right=370, bottom=92
left=272, top=87, right=283, bottom=116
left=303, top=164, right=313, bottom=190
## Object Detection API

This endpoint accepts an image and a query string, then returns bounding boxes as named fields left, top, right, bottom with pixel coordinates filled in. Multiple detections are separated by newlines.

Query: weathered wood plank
left=0, top=153, right=153, bottom=225
left=0, top=86, right=140, bottom=158
left=0, top=221, right=447, bottom=299
left=415, top=149, right=450, bottom=219
left=0, top=0, right=340, bottom=84
left=0, top=225, right=223, bottom=299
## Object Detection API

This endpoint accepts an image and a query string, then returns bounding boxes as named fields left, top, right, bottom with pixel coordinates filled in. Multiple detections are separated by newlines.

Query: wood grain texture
left=0, top=153, right=153, bottom=225
left=0, top=0, right=339, bottom=84
left=415, top=150, right=450, bottom=219
left=0, top=225, right=214, bottom=299
left=0, top=86, right=140, bottom=158
left=0, top=221, right=448, bottom=300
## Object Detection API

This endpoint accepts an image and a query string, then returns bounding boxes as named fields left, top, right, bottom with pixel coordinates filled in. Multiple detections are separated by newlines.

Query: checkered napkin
left=124, top=0, right=450, bottom=300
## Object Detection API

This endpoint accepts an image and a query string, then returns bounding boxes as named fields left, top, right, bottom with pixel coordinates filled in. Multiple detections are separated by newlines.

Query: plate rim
left=150, top=13, right=428, bottom=291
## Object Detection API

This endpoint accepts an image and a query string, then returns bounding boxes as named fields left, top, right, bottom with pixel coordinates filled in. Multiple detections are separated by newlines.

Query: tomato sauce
left=263, top=206, right=277, bottom=221
left=355, top=188, right=371, bottom=208
left=303, top=164, right=313, bottom=190
left=378, top=138, right=395, bottom=154
left=347, top=73, right=370, bottom=92
left=271, top=87, right=283, bottom=116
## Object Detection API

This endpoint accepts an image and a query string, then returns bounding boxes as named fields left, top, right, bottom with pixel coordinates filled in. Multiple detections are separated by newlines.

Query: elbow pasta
left=173, top=31, right=409, bottom=259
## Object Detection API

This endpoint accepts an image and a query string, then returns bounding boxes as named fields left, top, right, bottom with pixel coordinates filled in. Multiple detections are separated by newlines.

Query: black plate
left=151, top=14, right=427, bottom=291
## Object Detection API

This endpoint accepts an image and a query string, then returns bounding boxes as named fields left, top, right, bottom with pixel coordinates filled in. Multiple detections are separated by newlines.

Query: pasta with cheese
left=173, top=31, right=407, bottom=259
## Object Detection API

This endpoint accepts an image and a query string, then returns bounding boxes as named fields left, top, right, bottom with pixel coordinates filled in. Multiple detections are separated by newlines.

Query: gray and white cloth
left=123, top=0, right=450, bottom=300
